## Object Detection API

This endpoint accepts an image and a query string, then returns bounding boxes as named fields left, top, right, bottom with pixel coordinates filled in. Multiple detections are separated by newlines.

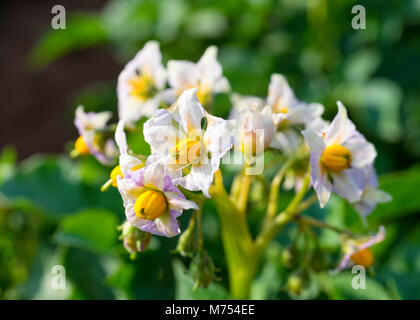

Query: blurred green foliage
left=1, top=0, right=420, bottom=299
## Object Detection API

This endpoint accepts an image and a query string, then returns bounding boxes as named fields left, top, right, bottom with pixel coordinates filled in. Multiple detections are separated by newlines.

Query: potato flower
left=333, top=226, right=386, bottom=273
left=117, top=41, right=168, bottom=124
left=267, top=74, right=324, bottom=127
left=143, top=88, right=233, bottom=197
left=117, top=160, right=198, bottom=237
left=302, top=102, right=377, bottom=208
left=73, top=105, right=117, bottom=165
left=167, top=46, right=230, bottom=108
left=266, top=74, right=326, bottom=157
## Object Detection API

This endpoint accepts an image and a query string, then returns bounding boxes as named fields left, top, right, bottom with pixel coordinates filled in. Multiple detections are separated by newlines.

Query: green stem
left=237, top=170, right=251, bottom=214
left=210, top=171, right=259, bottom=300
left=264, top=157, right=296, bottom=228
left=256, top=173, right=311, bottom=252
left=296, top=215, right=355, bottom=236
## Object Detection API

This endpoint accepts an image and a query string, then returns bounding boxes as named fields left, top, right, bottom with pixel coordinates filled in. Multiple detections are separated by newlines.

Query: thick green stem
left=210, top=171, right=259, bottom=300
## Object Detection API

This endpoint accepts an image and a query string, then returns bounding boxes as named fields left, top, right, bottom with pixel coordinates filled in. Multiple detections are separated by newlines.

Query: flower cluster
left=71, top=42, right=391, bottom=278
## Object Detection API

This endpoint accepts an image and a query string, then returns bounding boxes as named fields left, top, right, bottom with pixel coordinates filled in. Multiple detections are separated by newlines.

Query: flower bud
left=118, top=221, right=151, bottom=257
left=175, top=223, right=198, bottom=258
left=281, top=246, right=299, bottom=269
left=286, top=269, right=310, bottom=297
left=237, top=106, right=275, bottom=158
left=190, top=250, right=217, bottom=290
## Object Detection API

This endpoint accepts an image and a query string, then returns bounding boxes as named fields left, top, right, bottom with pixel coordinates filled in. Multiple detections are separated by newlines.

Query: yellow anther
left=320, top=144, right=352, bottom=171
left=131, top=163, right=145, bottom=171
left=171, top=138, right=201, bottom=164
left=110, top=165, right=123, bottom=187
left=350, top=248, right=374, bottom=268
left=75, top=136, right=90, bottom=155
left=196, top=83, right=211, bottom=107
left=273, top=100, right=289, bottom=114
left=134, top=189, right=167, bottom=220
left=129, top=74, right=155, bottom=101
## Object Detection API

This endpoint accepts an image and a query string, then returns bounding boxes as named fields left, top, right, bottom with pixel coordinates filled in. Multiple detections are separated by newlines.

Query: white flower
left=267, top=74, right=324, bottom=127
left=117, top=161, right=198, bottom=238
left=74, top=105, right=117, bottom=165
left=167, top=46, right=230, bottom=107
left=117, top=41, right=168, bottom=124
left=302, top=102, right=377, bottom=208
left=352, top=166, right=392, bottom=218
left=332, top=226, right=386, bottom=273
left=266, top=74, right=325, bottom=156
left=143, top=88, right=233, bottom=197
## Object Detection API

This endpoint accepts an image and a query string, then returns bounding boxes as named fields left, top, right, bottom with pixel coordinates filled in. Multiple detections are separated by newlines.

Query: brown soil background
left=0, top=0, right=119, bottom=160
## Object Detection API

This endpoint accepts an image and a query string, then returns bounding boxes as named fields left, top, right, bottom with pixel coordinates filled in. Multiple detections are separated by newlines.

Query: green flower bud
left=175, top=222, right=198, bottom=258
left=190, top=250, right=217, bottom=290
left=281, top=246, right=299, bottom=269
left=118, top=221, right=151, bottom=258
left=286, top=269, right=310, bottom=297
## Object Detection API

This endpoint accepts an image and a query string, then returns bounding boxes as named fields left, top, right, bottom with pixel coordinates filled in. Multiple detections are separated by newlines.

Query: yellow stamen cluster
left=320, top=144, right=352, bottom=171
left=196, top=83, right=211, bottom=107
left=75, top=136, right=90, bottom=155
left=129, top=74, right=155, bottom=101
left=273, top=101, right=289, bottom=114
left=171, top=138, right=201, bottom=164
left=350, top=248, right=374, bottom=268
left=134, top=189, right=167, bottom=220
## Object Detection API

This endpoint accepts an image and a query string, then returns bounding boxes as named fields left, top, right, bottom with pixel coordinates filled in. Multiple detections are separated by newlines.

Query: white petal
left=325, top=101, right=356, bottom=145
left=143, top=109, right=178, bottom=155
left=168, top=197, right=199, bottom=211
left=167, top=60, right=199, bottom=91
left=267, top=74, right=298, bottom=110
left=332, top=170, right=363, bottom=203
left=115, top=120, right=128, bottom=154
left=181, top=163, right=214, bottom=197
left=174, top=88, right=206, bottom=133
left=302, top=129, right=325, bottom=153
left=345, top=132, right=377, bottom=169
left=197, top=46, right=224, bottom=90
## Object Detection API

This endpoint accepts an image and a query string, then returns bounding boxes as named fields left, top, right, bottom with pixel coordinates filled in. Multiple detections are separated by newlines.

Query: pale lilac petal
left=331, top=169, right=363, bottom=203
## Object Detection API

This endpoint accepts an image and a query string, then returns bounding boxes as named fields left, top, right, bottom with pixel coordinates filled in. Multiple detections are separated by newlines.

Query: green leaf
left=1, top=156, right=85, bottom=219
left=63, top=247, right=115, bottom=299
left=54, top=209, right=118, bottom=254
left=328, top=272, right=391, bottom=300
left=28, top=13, right=108, bottom=69
left=0, top=155, right=124, bottom=220
left=173, top=260, right=230, bottom=300
left=368, top=166, right=420, bottom=223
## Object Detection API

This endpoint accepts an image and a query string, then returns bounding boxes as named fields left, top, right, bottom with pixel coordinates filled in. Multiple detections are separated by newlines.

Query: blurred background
left=0, top=0, right=419, bottom=300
